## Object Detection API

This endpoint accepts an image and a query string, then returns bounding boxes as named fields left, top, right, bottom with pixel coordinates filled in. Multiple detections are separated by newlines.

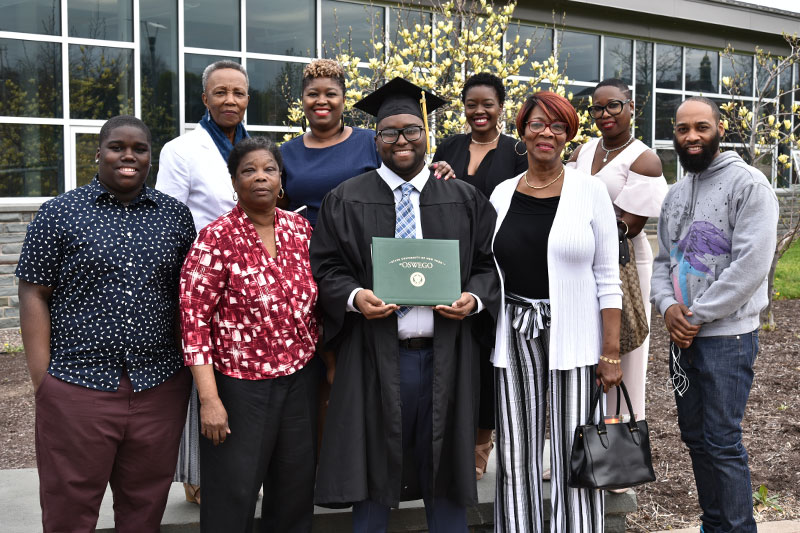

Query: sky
left=741, top=0, right=800, bottom=13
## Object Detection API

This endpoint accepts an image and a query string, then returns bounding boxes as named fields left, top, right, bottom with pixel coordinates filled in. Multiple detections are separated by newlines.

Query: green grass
left=774, top=238, right=800, bottom=300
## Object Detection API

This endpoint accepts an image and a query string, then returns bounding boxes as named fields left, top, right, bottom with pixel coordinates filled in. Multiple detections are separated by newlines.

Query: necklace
left=470, top=131, right=501, bottom=145
left=524, top=166, right=564, bottom=190
left=600, top=134, right=634, bottom=163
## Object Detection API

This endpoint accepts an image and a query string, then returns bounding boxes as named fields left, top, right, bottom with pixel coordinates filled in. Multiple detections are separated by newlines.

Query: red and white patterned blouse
left=180, top=205, right=318, bottom=380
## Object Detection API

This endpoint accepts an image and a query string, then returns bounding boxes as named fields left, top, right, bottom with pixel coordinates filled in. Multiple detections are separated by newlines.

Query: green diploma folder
left=372, top=237, right=461, bottom=306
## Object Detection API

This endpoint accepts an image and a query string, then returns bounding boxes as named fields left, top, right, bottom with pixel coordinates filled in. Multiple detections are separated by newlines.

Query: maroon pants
left=35, top=368, right=191, bottom=533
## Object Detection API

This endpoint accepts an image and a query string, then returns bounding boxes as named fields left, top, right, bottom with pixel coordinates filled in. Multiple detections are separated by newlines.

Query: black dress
left=310, top=170, right=500, bottom=508
left=434, top=133, right=528, bottom=429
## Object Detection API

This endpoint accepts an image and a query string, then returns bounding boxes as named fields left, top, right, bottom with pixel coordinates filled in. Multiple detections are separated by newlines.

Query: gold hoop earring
left=514, top=140, right=527, bottom=156
left=278, top=187, right=285, bottom=199
left=232, top=190, right=238, bottom=202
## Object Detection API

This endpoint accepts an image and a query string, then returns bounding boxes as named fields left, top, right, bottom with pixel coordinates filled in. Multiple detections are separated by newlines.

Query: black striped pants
left=495, top=309, right=604, bottom=533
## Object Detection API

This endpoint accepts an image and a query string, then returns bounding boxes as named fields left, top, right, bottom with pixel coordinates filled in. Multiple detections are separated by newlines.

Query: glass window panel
left=0, top=39, right=62, bottom=118
left=685, top=48, right=717, bottom=93
left=656, top=148, right=678, bottom=184
left=564, top=83, right=594, bottom=112
left=322, top=0, right=384, bottom=60
left=721, top=52, right=753, bottom=97
left=69, top=45, right=134, bottom=119
left=68, top=0, right=132, bottom=41
left=757, top=57, right=777, bottom=99
left=560, top=31, right=600, bottom=82
left=184, top=53, right=237, bottom=123
left=635, top=41, right=654, bottom=146
left=141, top=0, right=179, bottom=187
left=603, top=36, right=632, bottom=85
left=506, top=24, right=552, bottom=77
left=0, top=0, right=59, bottom=35
left=0, top=124, right=63, bottom=197
left=248, top=0, right=314, bottom=56
left=75, top=133, right=100, bottom=187
left=185, top=0, right=239, bottom=51
left=656, top=44, right=682, bottom=89
left=248, top=59, right=304, bottom=126
left=655, top=93, right=682, bottom=140
left=390, top=8, right=432, bottom=62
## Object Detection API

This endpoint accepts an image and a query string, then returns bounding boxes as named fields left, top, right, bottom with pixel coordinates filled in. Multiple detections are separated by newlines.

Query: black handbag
left=568, top=381, right=656, bottom=490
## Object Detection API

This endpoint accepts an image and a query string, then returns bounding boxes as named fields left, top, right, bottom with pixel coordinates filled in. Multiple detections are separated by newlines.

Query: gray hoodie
left=651, top=150, right=779, bottom=336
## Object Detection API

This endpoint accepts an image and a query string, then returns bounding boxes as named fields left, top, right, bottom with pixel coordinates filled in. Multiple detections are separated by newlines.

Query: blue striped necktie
left=395, top=182, right=415, bottom=317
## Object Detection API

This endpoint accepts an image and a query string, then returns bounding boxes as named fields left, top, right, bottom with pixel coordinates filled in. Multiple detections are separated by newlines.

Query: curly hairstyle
left=515, top=91, right=579, bottom=141
left=461, top=72, right=506, bottom=105
left=227, top=136, right=283, bottom=178
left=302, top=59, right=346, bottom=93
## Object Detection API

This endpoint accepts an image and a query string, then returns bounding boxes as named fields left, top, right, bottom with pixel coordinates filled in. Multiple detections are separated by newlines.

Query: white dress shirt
left=347, top=163, right=483, bottom=339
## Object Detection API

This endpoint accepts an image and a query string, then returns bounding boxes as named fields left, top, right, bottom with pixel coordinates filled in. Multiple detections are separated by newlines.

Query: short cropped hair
left=461, top=72, right=506, bottom=105
left=302, top=59, right=346, bottom=93
left=515, top=91, right=579, bottom=141
left=99, top=115, right=152, bottom=146
left=680, top=96, right=721, bottom=123
left=594, top=78, right=632, bottom=100
left=202, top=60, right=249, bottom=93
left=227, top=136, right=283, bottom=178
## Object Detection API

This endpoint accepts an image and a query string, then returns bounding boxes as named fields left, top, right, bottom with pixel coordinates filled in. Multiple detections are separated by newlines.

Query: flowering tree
left=719, top=33, right=800, bottom=328
left=284, top=0, right=594, bottom=152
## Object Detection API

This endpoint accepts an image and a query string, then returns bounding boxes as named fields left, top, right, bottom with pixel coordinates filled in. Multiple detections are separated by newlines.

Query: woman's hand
left=199, top=396, right=231, bottom=445
left=429, top=160, right=456, bottom=180
left=596, top=356, right=623, bottom=392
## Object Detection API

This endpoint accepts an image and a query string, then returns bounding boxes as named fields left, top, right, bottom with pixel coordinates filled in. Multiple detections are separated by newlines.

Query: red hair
left=515, top=90, right=579, bottom=141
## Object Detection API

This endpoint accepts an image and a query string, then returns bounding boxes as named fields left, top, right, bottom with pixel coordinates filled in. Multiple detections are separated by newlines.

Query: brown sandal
left=183, top=483, right=201, bottom=505
left=475, top=440, right=494, bottom=480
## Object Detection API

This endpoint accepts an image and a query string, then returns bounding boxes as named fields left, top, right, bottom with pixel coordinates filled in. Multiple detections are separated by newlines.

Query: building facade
left=1, top=0, right=799, bottom=326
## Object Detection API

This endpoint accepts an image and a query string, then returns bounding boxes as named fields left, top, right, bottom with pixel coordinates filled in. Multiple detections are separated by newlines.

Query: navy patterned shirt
left=16, top=177, right=196, bottom=392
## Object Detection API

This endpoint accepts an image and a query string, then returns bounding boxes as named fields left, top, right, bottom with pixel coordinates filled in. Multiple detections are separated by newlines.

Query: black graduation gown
left=433, top=133, right=528, bottom=198
left=310, top=169, right=500, bottom=509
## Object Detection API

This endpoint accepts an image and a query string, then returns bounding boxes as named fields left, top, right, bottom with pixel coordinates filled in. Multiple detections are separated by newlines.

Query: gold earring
left=232, top=191, right=238, bottom=202
left=514, top=140, right=527, bottom=156
left=278, top=187, right=285, bottom=199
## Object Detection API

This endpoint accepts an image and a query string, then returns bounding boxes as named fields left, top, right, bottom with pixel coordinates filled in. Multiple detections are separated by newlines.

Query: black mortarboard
left=353, top=77, right=448, bottom=124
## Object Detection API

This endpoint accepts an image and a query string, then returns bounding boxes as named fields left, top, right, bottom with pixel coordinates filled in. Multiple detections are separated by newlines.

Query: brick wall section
left=0, top=208, right=36, bottom=330
left=0, top=189, right=798, bottom=330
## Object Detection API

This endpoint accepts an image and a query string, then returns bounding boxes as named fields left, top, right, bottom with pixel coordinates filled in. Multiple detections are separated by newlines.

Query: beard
left=674, top=130, right=720, bottom=173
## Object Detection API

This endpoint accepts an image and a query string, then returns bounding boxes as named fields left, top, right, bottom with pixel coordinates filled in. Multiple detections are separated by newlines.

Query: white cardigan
left=489, top=167, right=623, bottom=370
left=156, top=126, right=236, bottom=232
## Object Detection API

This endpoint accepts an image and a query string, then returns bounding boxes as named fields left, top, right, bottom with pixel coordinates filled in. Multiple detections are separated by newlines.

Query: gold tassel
left=420, top=92, right=430, bottom=156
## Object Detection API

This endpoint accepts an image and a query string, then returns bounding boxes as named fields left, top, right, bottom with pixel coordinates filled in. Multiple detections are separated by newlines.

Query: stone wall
left=0, top=207, right=37, bottom=330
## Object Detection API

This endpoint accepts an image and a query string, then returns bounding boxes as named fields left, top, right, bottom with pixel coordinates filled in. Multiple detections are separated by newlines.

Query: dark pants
left=352, top=346, right=467, bottom=533
left=671, top=331, right=759, bottom=533
left=199, top=359, right=319, bottom=533
left=35, top=367, right=191, bottom=533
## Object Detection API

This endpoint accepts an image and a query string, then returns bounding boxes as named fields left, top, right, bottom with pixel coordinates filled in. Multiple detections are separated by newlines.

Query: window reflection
left=560, top=31, right=600, bottom=82
left=506, top=23, right=552, bottom=77
left=635, top=41, right=654, bottom=146
left=185, top=0, right=239, bottom=51
left=69, top=45, right=134, bottom=119
left=75, top=133, right=100, bottom=187
left=68, top=0, right=132, bottom=41
left=656, top=148, right=678, bottom=184
left=685, top=48, right=717, bottom=93
left=656, top=44, right=682, bottom=89
left=184, top=54, right=236, bottom=124
left=248, top=59, right=304, bottom=126
left=721, top=53, right=753, bottom=96
left=0, top=124, right=63, bottom=197
left=603, top=37, right=632, bottom=85
left=655, top=93, right=681, bottom=140
left=0, top=0, right=59, bottom=36
left=0, top=39, right=62, bottom=118
left=248, top=0, right=314, bottom=56
left=322, top=0, right=384, bottom=60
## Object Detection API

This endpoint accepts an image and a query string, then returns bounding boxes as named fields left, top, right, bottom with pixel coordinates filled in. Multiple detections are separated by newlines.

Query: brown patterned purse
left=618, top=220, right=649, bottom=355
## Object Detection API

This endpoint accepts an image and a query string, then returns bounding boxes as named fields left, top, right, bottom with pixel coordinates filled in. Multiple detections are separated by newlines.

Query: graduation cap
left=354, top=77, right=448, bottom=154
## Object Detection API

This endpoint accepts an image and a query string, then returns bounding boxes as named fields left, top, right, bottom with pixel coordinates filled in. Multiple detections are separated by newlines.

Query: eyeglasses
left=587, top=99, right=631, bottom=119
left=376, top=125, right=424, bottom=144
left=526, top=120, right=568, bottom=135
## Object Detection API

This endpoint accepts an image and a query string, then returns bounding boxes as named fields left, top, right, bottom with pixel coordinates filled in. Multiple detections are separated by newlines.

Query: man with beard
left=650, top=96, right=778, bottom=533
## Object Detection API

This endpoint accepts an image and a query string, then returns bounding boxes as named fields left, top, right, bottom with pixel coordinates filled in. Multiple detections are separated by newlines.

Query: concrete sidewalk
left=653, top=521, right=800, bottom=533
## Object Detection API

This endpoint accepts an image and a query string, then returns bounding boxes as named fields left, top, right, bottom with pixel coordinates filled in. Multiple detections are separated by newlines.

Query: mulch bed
left=1, top=300, right=799, bottom=531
